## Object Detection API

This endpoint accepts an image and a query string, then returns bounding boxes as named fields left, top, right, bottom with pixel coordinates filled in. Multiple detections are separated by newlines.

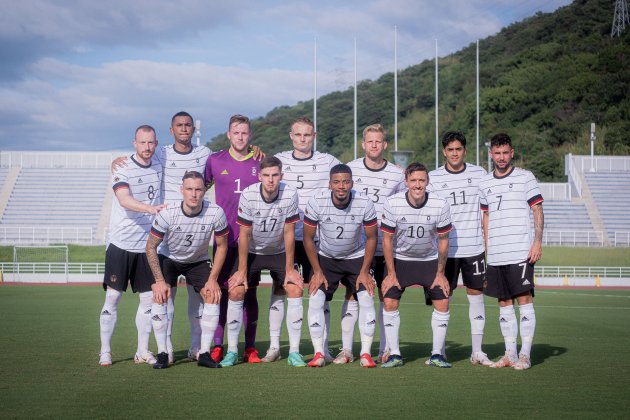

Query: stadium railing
left=535, top=266, right=630, bottom=278
left=541, top=230, right=604, bottom=247
left=0, top=226, right=98, bottom=245
left=571, top=155, right=630, bottom=173
left=539, top=183, right=571, bottom=201
left=0, top=151, right=130, bottom=169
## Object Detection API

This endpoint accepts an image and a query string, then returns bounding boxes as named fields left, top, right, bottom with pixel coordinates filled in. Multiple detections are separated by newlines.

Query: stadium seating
left=584, top=172, right=630, bottom=244
left=1, top=168, right=110, bottom=226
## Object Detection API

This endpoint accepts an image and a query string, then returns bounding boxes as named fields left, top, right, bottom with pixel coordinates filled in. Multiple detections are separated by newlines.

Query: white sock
left=467, top=293, right=486, bottom=354
left=136, top=291, right=153, bottom=354
left=200, top=303, right=220, bottom=353
left=269, top=294, right=285, bottom=350
left=357, top=291, right=375, bottom=355
left=378, top=301, right=388, bottom=354
left=187, top=285, right=203, bottom=351
left=308, top=290, right=326, bottom=354
left=99, top=289, right=122, bottom=353
left=340, top=299, right=358, bottom=351
left=518, top=303, right=536, bottom=357
left=166, top=287, right=177, bottom=354
left=431, top=310, right=450, bottom=356
left=286, top=297, right=303, bottom=354
left=499, top=305, right=518, bottom=355
left=226, top=299, right=244, bottom=354
left=151, top=302, right=168, bottom=354
left=323, top=300, right=331, bottom=353
left=382, top=309, right=401, bottom=356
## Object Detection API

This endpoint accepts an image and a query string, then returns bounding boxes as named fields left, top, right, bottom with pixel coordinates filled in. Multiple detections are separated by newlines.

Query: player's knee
left=309, top=289, right=326, bottom=309
left=229, top=287, right=246, bottom=301
left=285, top=283, right=301, bottom=298
left=356, top=290, right=374, bottom=308
left=433, top=298, right=449, bottom=313
left=383, top=298, right=399, bottom=312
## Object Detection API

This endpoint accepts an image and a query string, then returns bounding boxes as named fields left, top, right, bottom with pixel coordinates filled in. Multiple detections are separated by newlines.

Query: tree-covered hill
left=209, top=0, right=629, bottom=181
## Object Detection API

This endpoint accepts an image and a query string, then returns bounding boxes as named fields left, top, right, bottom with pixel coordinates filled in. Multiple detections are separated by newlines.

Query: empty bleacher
left=584, top=172, right=630, bottom=244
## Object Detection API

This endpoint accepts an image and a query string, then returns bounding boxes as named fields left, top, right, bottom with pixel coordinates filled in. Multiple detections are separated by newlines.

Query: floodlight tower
left=611, top=0, right=629, bottom=37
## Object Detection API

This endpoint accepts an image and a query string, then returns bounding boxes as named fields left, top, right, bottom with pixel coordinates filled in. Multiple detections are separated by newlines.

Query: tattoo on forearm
left=146, top=236, right=163, bottom=280
left=533, top=204, right=544, bottom=242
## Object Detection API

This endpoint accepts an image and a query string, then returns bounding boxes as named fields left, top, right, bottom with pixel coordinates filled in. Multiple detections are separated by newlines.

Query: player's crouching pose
left=380, top=162, right=453, bottom=368
left=99, top=125, right=165, bottom=367
left=303, top=164, right=378, bottom=368
left=226, top=156, right=306, bottom=367
left=146, top=171, right=229, bottom=369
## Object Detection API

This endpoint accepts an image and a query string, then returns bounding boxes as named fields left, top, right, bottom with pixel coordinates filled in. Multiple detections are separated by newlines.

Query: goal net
left=12, top=245, right=69, bottom=282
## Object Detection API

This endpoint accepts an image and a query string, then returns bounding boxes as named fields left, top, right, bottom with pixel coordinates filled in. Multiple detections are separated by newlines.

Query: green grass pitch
left=1, top=285, right=629, bottom=418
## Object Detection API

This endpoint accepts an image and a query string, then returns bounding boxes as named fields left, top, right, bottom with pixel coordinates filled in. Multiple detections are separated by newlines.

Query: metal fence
left=0, top=226, right=101, bottom=245
left=571, top=155, right=630, bottom=173
left=541, top=230, right=605, bottom=247
left=534, top=266, right=630, bottom=278
left=0, top=151, right=131, bottom=169
left=539, top=183, right=571, bottom=201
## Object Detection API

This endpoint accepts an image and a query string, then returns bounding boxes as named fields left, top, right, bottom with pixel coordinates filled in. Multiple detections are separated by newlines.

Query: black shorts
left=484, top=261, right=535, bottom=300
left=384, top=259, right=447, bottom=302
left=371, top=255, right=386, bottom=288
left=102, top=244, right=154, bottom=293
left=318, top=255, right=366, bottom=301
left=445, top=251, right=486, bottom=291
left=295, top=240, right=313, bottom=283
left=214, top=246, right=239, bottom=289
left=159, top=256, right=210, bottom=293
left=237, top=253, right=285, bottom=288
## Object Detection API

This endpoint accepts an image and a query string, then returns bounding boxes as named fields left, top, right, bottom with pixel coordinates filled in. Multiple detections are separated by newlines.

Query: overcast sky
left=0, top=0, right=572, bottom=151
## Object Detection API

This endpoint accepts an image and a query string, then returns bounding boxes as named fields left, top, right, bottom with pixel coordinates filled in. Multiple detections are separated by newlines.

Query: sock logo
left=101, top=310, right=111, bottom=315
left=310, top=322, right=321, bottom=328
left=384, top=323, right=393, bottom=327
left=151, top=315, right=162, bottom=321
left=474, top=315, right=484, bottom=320
left=499, top=317, right=507, bottom=323
left=521, top=316, right=529, bottom=322
left=324, top=309, right=330, bottom=314
left=367, top=320, right=376, bottom=325
left=228, top=319, right=240, bottom=325
left=270, top=306, right=280, bottom=312
left=144, top=309, right=152, bottom=315
left=438, top=323, right=448, bottom=328
left=293, top=318, right=303, bottom=324
left=341, top=312, right=353, bottom=319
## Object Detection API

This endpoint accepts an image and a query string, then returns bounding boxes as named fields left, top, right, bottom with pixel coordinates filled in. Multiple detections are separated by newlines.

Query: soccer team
left=98, top=112, right=544, bottom=371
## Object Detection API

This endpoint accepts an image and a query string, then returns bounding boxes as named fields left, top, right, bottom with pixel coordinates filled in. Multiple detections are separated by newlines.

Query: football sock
left=323, top=301, right=331, bottom=352
left=151, top=302, right=168, bottom=354
left=187, top=285, right=203, bottom=351
left=518, top=303, right=536, bottom=357
left=226, top=299, right=244, bottom=353
left=166, top=287, right=177, bottom=354
left=243, top=287, right=259, bottom=349
left=378, top=301, right=388, bottom=354
left=499, top=305, right=518, bottom=355
left=431, top=310, right=450, bottom=356
left=135, top=291, right=153, bottom=354
left=382, top=309, right=401, bottom=356
left=340, top=299, right=358, bottom=351
left=99, top=288, right=122, bottom=353
left=214, top=291, right=228, bottom=347
left=200, top=303, right=220, bottom=353
left=268, top=294, right=285, bottom=349
left=308, top=290, right=326, bottom=354
left=286, top=297, right=303, bottom=353
left=467, top=293, right=486, bottom=354
left=357, top=291, right=375, bottom=355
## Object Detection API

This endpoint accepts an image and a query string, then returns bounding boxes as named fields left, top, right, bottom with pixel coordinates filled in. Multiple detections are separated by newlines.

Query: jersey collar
left=362, top=158, right=388, bottom=172
left=405, top=191, right=429, bottom=209
left=331, top=191, right=353, bottom=210
left=229, top=148, right=254, bottom=161
left=445, top=162, right=467, bottom=174
left=130, top=154, right=152, bottom=169
left=181, top=201, right=204, bottom=218
left=493, top=166, right=514, bottom=179
left=259, top=184, right=280, bottom=204
left=291, top=150, right=314, bottom=161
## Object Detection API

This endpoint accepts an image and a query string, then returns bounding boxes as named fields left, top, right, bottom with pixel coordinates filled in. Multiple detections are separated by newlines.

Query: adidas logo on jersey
left=522, top=279, right=531, bottom=285
left=325, top=217, right=332, bottom=222
left=356, top=178, right=362, bottom=183
left=285, top=166, right=291, bottom=171
left=221, top=169, right=229, bottom=175
left=401, top=217, right=407, bottom=222
left=171, top=162, right=176, bottom=167
left=138, top=178, right=143, bottom=183
left=442, top=183, right=448, bottom=188
left=487, top=189, right=492, bottom=194
left=256, top=211, right=261, bottom=215
left=176, top=226, right=182, bottom=231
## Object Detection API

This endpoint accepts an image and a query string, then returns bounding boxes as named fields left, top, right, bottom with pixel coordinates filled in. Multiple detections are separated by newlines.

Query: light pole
left=590, top=122, right=596, bottom=172
left=485, top=141, right=492, bottom=172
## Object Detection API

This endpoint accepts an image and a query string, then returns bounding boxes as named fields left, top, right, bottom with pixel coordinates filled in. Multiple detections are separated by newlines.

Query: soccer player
left=303, top=164, right=378, bottom=368
left=427, top=131, right=492, bottom=366
left=113, top=111, right=212, bottom=364
left=222, top=156, right=305, bottom=367
left=345, top=123, right=405, bottom=364
left=479, top=133, right=544, bottom=370
left=380, top=162, right=452, bottom=368
left=275, top=117, right=340, bottom=361
left=146, top=171, right=229, bottom=369
left=205, top=114, right=262, bottom=364
left=99, top=125, right=165, bottom=366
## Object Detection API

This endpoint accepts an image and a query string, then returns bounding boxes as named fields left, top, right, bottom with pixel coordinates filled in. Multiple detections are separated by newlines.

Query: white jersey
left=150, top=200, right=228, bottom=264
left=236, top=182, right=300, bottom=255
left=304, top=190, right=377, bottom=260
left=348, top=158, right=405, bottom=256
left=275, top=150, right=341, bottom=240
left=380, top=191, right=452, bottom=262
left=478, top=167, right=544, bottom=266
left=108, top=155, right=162, bottom=253
left=155, top=144, right=212, bottom=205
left=428, top=163, right=486, bottom=258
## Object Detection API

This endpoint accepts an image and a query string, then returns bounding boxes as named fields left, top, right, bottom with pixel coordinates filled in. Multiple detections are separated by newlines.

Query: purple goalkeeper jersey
left=205, top=148, right=260, bottom=246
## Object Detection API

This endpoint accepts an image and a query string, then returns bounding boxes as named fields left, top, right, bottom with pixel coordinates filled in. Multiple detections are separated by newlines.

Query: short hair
left=134, top=124, right=155, bottom=138
left=291, top=117, right=315, bottom=130
left=228, top=114, right=250, bottom=130
left=405, top=162, right=429, bottom=179
left=182, top=171, right=205, bottom=182
left=330, top=163, right=352, bottom=177
left=259, top=156, right=283, bottom=172
left=442, top=131, right=466, bottom=149
left=172, top=111, right=193, bottom=125
left=362, top=123, right=386, bottom=139
left=490, top=133, right=512, bottom=148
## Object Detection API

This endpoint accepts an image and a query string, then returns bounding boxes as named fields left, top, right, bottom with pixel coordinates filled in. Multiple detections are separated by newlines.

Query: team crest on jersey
left=201, top=226, right=206, bottom=231
left=110, top=275, right=117, bottom=283
left=426, top=216, right=431, bottom=221
left=312, top=165, right=317, bottom=171
left=351, top=215, right=355, bottom=221
left=468, top=178, right=472, bottom=184
left=356, top=178, right=362, bottom=183
left=251, top=167, right=257, bottom=176
left=509, top=183, right=513, bottom=189
left=383, top=179, right=387, bottom=185
left=278, top=208, right=283, bottom=214
left=196, top=158, right=200, bottom=163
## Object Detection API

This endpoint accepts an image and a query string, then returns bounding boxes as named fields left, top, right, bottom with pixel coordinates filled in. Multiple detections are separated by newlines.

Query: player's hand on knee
left=284, top=268, right=304, bottom=290
left=357, top=272, right=375, bottom=296
left=382, top=273, right=400, bottom=295
left=308, top=271, right=326, bottom=296
left=201, top=281, right=221, bottom=304
left=151, top=280, right=170, bottom=304
left=431, top=273, right=450, bottom=298
left=228, top=271, right=247, bottom=293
